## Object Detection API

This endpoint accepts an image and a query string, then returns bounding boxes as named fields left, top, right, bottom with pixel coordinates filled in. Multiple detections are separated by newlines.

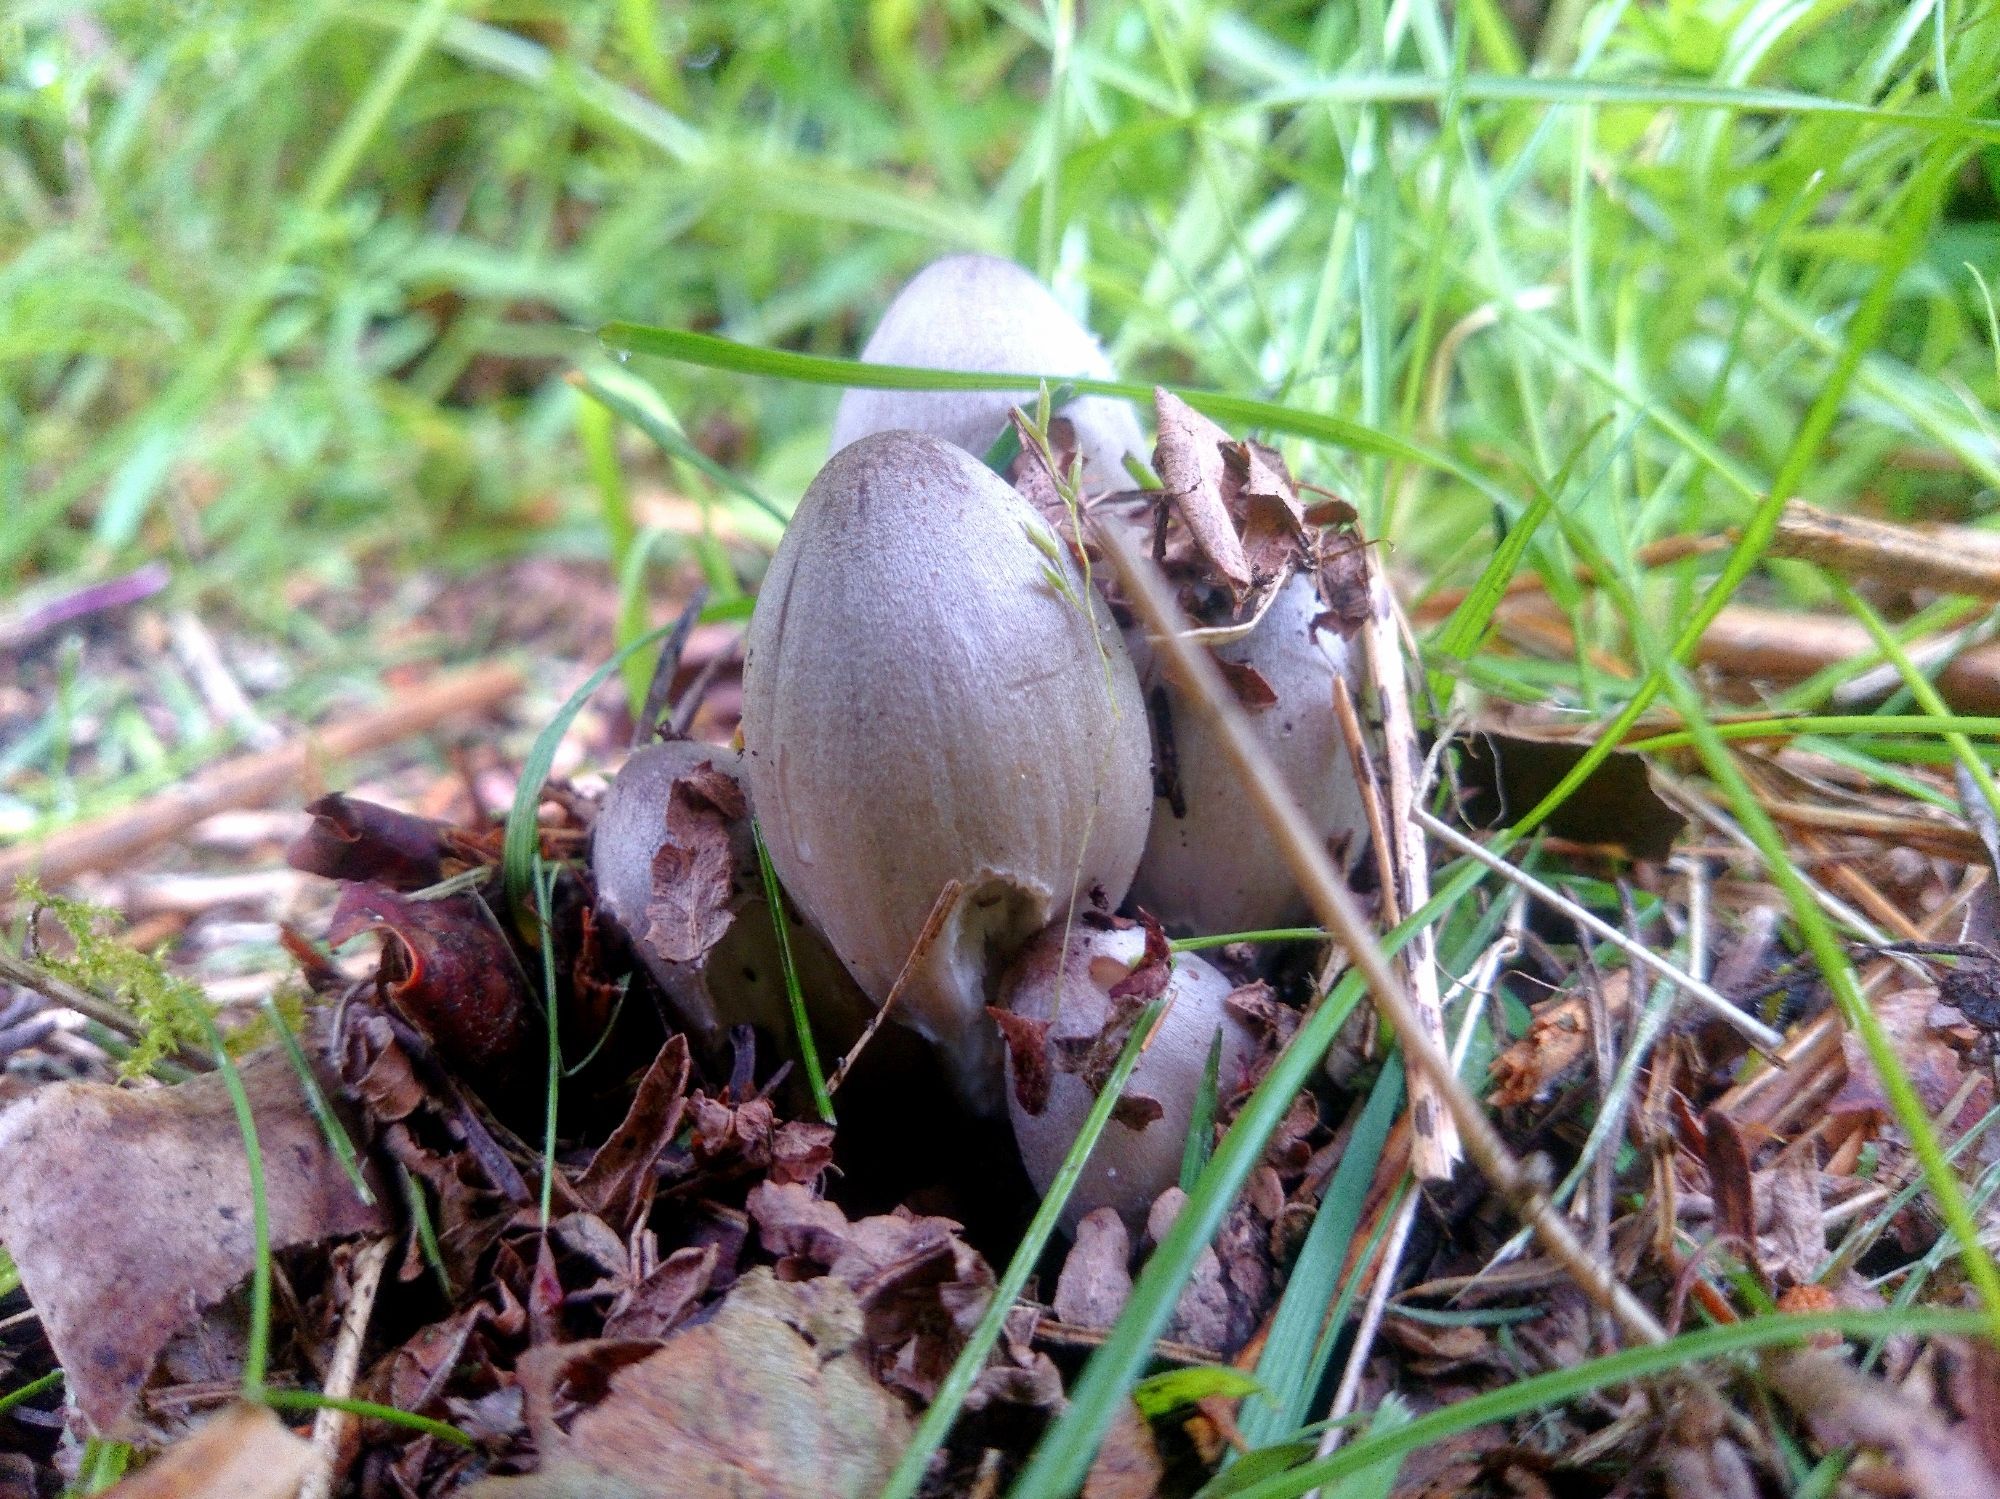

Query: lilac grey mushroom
left=1000, top=921, right=1256, bottom=1234
left=740, top=430, right=1154, bottom=1109
left=830, top=254, right=1147, bottom=491
left=1128, top=573, right=1371, bottom=936
left=591, top=740, right=872, bottom=1055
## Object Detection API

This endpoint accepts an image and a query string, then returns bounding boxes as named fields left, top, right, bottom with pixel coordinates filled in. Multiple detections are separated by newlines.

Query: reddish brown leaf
left=603, top=1245, right=718, bottom=1341
left=328, top=884, right=534, bottom=1092
left=288, top=794, right=448, bottom=888
left=991, top=1007, right=1052, bottom=1116
left=1215, top=658, right=1279, bottom=710
left=1084, top=1401, right=1166, bottom=1499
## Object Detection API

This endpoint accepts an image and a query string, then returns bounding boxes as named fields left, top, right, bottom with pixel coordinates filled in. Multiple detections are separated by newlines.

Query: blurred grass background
left=2, top=0, right=1997, bottom=821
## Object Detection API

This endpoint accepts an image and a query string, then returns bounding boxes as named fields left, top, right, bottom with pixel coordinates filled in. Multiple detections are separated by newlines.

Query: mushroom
left=591, top=740, right=873, bottom=1057
left=830, top=254, right=1147, bottom=491
left=740, top=430, right=1154, bottom=1107
left=999, top=920, right=1255, bottom=1233
left=1128, top=572, right=1371, bottom=936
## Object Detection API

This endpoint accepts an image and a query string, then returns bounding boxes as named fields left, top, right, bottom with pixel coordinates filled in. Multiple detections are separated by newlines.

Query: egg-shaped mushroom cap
left=741, top=430, right=1154, bottom=1108
left=831, top=255, right=1146, bottom=492
left=1001, top=921, right=1257, bottom=1235
left=1129, top=573, right=1370, bottom=936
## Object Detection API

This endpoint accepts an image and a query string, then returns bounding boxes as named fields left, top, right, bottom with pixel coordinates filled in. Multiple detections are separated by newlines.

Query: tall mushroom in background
left=830, top=254, right=1147, bottom=491
left=740, top=430, right=1154, bottom=1107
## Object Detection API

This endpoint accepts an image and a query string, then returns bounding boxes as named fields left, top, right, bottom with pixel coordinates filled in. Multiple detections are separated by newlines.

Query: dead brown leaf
left=97, top=1404, right=313, bottom=1499
left=1769, top=1348, right=2000, bottom=1497
left=1083, top=1400, right=1165, bottom=1499
left=461, top=1269, right=911, bottom=1499
left=328, top=884, right=534, bottom=1094
left=573, top=1036, right=690, bottom=1234
left=643, top=764, right=746, bottom=965
left=1152, top=389, right=1252, bottom=599
left=0, top=1049, right=389, bottom=1436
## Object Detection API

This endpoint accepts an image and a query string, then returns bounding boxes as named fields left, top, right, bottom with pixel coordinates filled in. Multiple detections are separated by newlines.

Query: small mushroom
left=1129, top=572, right=1371, bottom=936
left=830, top=254, right=1147, bottom=490
left=591, top=740, right=872, bottom=1056
left=741, top=430, right=1154, bottom=1107
left=1000, top=921, right=1255, bottom=1234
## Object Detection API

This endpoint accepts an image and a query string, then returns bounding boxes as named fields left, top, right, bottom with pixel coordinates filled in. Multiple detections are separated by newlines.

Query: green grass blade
left=749, top=816, right=833, bottom=1124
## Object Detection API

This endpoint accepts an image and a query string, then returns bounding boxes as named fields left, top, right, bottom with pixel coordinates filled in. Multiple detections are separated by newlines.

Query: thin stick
left=1356, top=546, right=1460, bottom=1179
left=1766, top=499, right=2000, bottom=602
left=826, top=878, right=962, bottom=1095
left=1411, top=807, right=1785, bottom=1052
left=0, top=661, right=523, bottom=891
left=1102, top=531, right=1668, bottom=1347
left=299, top=1236, right=393, bottom=1499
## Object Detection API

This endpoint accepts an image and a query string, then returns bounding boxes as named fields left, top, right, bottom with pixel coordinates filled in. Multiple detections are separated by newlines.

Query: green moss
left=14, top=877, right=210, bottom=1078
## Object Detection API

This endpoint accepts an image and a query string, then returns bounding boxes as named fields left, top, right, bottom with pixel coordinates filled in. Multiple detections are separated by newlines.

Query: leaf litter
left=2, top=411, right=2000, bottom=1498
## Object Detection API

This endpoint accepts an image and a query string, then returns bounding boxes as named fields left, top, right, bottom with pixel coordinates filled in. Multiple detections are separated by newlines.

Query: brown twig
left=1102, top=530, right=1668, bottom=1346
left=0, top=660, right=523, bottom=891
left=300, top=1236, right=393, bottom=1499
left=1765, top=499, right=2000, bottom=601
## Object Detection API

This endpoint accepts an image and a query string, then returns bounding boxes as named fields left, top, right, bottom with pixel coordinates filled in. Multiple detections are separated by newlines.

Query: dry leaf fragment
left=643, top=765, right=746, bottom=965
left=287, top=794, right=451, bottom=889
left=462, top=1270, right=911, bottom=1499
left=573, top=1036, right=690, bottom=1234
left=0, top=1049, right=389, bottom=1436
left=1083, top=1400, right=1166, bottom=1499
left=98, top=1404, right=313, bottom=1499
left=1770, top=1348, right=2000, bottom=1497
left=1152, top=389, right=1252, bottom=598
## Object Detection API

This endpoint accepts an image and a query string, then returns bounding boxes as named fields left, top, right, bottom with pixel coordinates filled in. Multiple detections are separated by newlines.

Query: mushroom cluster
left=593, top=254, right=1372, bottom=1232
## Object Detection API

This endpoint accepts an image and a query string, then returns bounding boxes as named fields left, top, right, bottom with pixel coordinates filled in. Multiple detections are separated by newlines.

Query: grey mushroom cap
left=830, top=254, right=1147, bottom=491
left=591, top=741, right=871, bottom=1053
left=1129, top=573, right=1371, bottom=936
left=740, top=430, right=1154, bottom=1109
left=1001, top=921, right=1256, bottom=1234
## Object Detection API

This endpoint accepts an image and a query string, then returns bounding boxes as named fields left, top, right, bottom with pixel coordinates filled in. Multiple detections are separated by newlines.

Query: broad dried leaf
left=1489, top=970, right=1634, bottom=1109
left=603, top=1244, right=718, bottom=1341
left=1215, top=658, right=1279, bottom=710
left=98, top=1404, right=312, bottom=1499
left=0, top=1050, right=389, bottom=1435
left=1152, top=388, right=1251, bottom=598
left=462, top=1270, right=910, bottom=1499
left=1458, top=726, right=1686, bottom=863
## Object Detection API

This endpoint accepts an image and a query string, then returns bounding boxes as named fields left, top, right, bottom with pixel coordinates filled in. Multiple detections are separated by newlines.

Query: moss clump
left=14, top=877, right=211, bottom=1078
